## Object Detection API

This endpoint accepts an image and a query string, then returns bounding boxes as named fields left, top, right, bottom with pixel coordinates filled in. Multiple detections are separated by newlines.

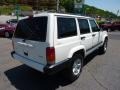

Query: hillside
left=0, top=0, right=118, bottom=19
left=84, top=4, right=117, bottom=18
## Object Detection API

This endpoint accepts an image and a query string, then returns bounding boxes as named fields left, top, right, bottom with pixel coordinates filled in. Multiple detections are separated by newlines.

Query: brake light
left=46, top=47, right=55, bottom=64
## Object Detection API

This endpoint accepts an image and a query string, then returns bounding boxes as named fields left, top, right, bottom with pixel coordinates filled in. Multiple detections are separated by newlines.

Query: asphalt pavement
left=0, top=31, right=120, bottom=90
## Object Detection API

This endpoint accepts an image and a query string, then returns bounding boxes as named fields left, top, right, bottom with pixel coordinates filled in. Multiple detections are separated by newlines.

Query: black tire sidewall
left=68, top=54, right=83, bottom=81
left=99, top=39, right=108, bottom=54
left=5, top=32, right=10, bottom=38
left=103, top=39, right=108, bottom=52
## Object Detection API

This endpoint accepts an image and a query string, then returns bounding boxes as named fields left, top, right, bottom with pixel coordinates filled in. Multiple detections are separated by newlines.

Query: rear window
left=14, top=17, right=48, bottom=42
left=11, top=19, right=18, bottom=23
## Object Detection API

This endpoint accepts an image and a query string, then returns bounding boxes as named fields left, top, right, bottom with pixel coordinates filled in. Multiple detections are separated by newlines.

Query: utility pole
left=16, top=4, right=20, bottom=21
left=117, top=10, right=119, bottom=16
left=56, top=0, right=59, bottom=12
left=14, top=0, right=19, bottom=21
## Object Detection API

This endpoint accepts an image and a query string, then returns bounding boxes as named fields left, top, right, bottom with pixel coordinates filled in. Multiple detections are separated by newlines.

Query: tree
left=0, top=0, right=19, bottom=4
left=84, top=4, right=117, bottom=18
left=60, top=0, right=74, bottom=13
left=6, top=0, right=19, bottom=3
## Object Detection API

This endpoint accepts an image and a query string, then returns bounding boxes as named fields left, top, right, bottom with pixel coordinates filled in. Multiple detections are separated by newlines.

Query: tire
left=63, top=54, right=83, bottom=82
left=4, top=32, right=10, bottom=38
left=107, top=28, right=111, bottom=32
left=99, top=38, right=108, bottom=54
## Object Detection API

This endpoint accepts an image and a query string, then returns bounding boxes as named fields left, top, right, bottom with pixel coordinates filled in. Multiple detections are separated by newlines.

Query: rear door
left=54, top=17, right=79, bottom=63
left=13, top=17, right=48, bottom=65
left=78, top=19, right=93, bottom=52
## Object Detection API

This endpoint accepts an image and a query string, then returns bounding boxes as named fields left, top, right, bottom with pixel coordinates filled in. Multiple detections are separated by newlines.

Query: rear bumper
left=11, top=51, right=45, bottom=72
left=44, top=59, right=71, bottom=74
left=11, top=51, right=71, bottom=74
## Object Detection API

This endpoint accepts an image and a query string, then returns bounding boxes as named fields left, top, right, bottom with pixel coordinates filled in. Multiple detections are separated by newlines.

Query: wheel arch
left=102, top=31, right=108, bottom=43
left=105, top=36, right=108, bottom=41
left=68, top=46, right=86, bottom=59
left=103, top=36, right=108, bottom=43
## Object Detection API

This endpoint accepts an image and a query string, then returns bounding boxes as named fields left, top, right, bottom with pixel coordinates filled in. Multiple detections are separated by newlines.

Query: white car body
left=11, top=13, right=108, bottom=74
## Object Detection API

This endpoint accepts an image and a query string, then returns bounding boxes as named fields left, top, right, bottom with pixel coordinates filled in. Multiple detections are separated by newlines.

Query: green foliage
left=60, top=0, right=74, bottom=13
left=60, top=1, right=117, bottom=18
left=118, top=16, right=120, bottom=19
left=0, top=0, right=19, bottom=4
left=96, top=20, right=105, bottom=25
left=0, top=5, right=32, bottom=15
left=59, top=0, right=117, bottom=18
left=0, top=0, right=19, bottom=3
left=0, top=5, right=13, bottom=15
left=0, top=0, right=118, bottom=19
left=20, top=5, right=32, bottom=11
left=84, top=4, right=117, bottom=18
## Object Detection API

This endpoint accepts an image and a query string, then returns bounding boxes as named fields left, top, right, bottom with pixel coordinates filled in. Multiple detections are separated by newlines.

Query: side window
left=57, top=17, right=77, bottom=39
left=89, top=20, right=100, bottom=32
left=78, top=19, right=90, bottom=34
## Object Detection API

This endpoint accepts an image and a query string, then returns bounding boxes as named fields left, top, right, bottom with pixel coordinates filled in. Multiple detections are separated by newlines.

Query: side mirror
left=100, top=28, right=103, bottom=31
left=97, top=28, right=101, bottom=32
left=6, top=21, right=10, bottom=24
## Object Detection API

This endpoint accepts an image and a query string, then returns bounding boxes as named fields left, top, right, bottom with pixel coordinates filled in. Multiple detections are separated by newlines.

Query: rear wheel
left=63, top=54, right=83, bottom=81
left=5, top=32, right=10, bottom=38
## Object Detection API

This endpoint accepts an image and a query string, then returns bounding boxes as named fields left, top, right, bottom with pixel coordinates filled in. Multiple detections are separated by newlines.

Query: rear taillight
left=46, top=47, right=55, bottom=64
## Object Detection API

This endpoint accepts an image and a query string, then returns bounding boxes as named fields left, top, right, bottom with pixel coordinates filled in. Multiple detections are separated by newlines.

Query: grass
left=0, top=5, right=32, bottom=15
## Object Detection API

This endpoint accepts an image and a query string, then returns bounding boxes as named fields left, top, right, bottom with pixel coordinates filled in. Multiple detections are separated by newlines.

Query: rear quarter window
left=14, top=17, right=48, bottom=42
left=57, top=17, right=77, bottom=39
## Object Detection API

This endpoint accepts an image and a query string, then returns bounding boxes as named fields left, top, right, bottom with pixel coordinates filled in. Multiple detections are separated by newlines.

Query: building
left=19, top=0, right=57, bottom=10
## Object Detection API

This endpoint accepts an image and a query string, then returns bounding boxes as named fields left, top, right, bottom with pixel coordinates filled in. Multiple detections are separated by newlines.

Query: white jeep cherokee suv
left=11, top=13, right=108, bottom=81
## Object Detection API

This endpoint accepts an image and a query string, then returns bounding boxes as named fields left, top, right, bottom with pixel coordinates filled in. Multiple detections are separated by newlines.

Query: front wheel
left=99, top=39, right=108, bottom=54
left=4, top=32, right=10, bottom=38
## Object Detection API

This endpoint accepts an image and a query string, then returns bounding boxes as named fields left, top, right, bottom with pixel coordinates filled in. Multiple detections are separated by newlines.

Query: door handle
left=92, top=34, right=96, bottom=37
left=81, top=36, right=86, bottom=40
left=24, top=52, right=28, bottom=56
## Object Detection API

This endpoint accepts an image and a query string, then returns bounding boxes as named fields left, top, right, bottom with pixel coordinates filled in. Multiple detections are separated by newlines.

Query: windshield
left=14, top=17, right=48, bottom=42
left=11, top=19, right=18, bottom=23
